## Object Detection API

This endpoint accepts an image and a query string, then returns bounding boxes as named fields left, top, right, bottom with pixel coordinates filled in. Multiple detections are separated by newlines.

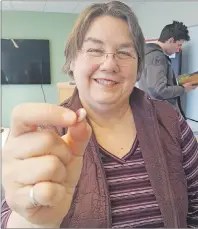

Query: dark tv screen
left=1, top=39, right=51, bottom=84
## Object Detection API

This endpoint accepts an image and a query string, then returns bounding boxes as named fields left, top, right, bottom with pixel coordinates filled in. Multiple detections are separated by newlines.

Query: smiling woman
left=1, top=1, right=198, bottom=228
left=69, top=15, right=140, bottom=112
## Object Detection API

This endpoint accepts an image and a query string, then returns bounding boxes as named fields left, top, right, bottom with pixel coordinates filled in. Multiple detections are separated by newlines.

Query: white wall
left=181, top=26, right=198, bottom=121
left=135, top=2, right=198, bottom=39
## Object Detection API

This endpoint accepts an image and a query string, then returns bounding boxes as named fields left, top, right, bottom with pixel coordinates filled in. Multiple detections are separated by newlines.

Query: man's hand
left=183, top=81, right=198, bottom=92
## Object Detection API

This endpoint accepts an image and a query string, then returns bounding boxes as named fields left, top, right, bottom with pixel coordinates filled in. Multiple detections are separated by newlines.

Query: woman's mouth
left=94, top=79, right=119, bottom=87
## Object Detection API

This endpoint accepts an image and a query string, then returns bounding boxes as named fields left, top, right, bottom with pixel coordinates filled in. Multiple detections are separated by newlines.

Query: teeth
left=95, top=79, right=117, bottom=85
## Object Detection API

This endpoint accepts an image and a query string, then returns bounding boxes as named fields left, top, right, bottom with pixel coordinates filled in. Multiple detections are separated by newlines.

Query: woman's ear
left=69, top=61, right=75, bottom=79
left=70, top=61, right=74, bottom=72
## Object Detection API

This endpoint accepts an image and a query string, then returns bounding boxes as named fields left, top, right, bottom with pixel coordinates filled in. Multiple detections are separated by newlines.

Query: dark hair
left=63, top=1, right=145, bottom=79
left=158, top=21, right=190, bottom=42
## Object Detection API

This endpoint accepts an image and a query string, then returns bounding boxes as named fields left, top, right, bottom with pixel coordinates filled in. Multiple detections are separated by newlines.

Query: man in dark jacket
left=138, top=21, right=197, bottom=114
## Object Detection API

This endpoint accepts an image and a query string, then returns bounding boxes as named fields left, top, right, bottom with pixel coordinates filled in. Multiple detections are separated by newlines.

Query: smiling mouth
left=94, top=79, right=119, bottom=86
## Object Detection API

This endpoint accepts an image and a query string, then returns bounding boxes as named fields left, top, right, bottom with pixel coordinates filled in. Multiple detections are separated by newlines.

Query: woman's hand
left=2, top=103, right=92, bottom=228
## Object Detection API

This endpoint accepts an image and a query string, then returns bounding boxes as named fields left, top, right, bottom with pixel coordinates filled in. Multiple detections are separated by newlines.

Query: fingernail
left=76, top=108, right=87, bottom=122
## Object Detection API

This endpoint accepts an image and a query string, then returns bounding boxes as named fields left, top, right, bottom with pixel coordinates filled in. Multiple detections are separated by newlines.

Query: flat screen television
left=1, top=39, right=51, bottom=84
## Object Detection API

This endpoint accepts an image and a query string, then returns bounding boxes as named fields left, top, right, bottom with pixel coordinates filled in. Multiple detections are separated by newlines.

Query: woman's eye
left=86, top=48, right=104, bottom=57
left=117, top=51, right=132, bottom=57
left=117, top=51, right=137, bottom=59
left=88, top=48, right=101, bottom=52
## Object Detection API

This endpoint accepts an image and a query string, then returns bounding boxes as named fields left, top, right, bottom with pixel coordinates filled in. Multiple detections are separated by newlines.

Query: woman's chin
left=90, top=94, right=121, bottom=106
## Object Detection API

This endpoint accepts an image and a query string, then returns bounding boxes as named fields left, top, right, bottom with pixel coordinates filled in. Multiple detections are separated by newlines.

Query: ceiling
left=0, top=0, right=190, bottom=13
left=1, top=1, right=139, bottom=13
left=1, top=0, right=185, bottom=14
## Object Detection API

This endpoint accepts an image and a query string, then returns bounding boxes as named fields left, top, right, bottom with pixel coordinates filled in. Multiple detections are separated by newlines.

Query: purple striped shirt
left=100, top=113, right=198, bottom=228
left=1, top=114, right=198, bottom=228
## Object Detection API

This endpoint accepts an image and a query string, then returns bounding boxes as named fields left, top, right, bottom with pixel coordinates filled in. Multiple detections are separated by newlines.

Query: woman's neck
left=81, top=100, right=132, bottom=129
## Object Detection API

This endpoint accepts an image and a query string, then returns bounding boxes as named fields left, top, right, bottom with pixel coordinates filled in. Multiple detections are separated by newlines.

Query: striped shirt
left=100, top=113, right=198, bottom=228
left=1, top=114, right=198, bottom=228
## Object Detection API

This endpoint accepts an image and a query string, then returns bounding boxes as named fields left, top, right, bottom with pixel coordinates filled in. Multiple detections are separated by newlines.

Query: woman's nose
left=99, top=53, right=119, bottom=73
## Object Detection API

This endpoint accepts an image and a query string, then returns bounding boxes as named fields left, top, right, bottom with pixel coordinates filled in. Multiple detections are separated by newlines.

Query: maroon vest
left=50, top=87, right=188, bottom=228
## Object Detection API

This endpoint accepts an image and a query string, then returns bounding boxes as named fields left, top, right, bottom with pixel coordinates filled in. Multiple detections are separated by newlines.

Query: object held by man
left=178, top=71, right=198, bottom=86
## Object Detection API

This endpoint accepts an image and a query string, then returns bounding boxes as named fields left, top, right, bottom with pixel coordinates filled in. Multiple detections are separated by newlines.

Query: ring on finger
left=29, top=186, right=41, bottom=207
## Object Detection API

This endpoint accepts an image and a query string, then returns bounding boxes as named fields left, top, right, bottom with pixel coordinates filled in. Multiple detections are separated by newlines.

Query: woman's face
left=71, top=16, right=138, bottom=110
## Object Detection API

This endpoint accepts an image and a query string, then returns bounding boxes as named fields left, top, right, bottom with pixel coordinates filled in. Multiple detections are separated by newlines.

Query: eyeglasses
left=79, top=48, right=138, bottom=65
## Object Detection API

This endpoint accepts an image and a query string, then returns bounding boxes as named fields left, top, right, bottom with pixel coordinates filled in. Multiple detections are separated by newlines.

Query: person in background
left=1, top=2, right=198, bottom=228
left=138, top=21, right=197, bottom=116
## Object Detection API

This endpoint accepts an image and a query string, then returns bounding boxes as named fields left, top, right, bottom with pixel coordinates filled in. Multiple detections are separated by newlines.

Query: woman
left=1, top=1, right=198, bottom=228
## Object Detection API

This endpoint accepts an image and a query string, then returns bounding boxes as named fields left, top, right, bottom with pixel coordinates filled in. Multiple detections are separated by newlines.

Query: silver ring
left=29, top=186, right=41, bottom=207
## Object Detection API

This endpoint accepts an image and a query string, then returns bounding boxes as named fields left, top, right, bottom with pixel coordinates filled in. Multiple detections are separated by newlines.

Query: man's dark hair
left=159, top=21, right=190, bottom=42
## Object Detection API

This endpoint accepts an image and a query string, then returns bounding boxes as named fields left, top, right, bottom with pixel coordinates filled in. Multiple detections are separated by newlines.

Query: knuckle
left=37, top=183, right=60, bottom=204
left=2, top=155, right=15, bottom=187
left=46, top=103, right=55, bottom=114
left=45, top=156, right=61, bottom=177
left=11, top=103, right=26, bottom=120
left=42, top=187, right=55, bottom=203
left=42, top=131, right=57, bottom=147
left=5, top=194, right=15, bottom=210
left=45, top=104, right=56, bottom=126
left=2, top=148, right=9, bottom=163
left=2, top=142, right=13, bottom=161
left=2, top=165, right=12, bottom=185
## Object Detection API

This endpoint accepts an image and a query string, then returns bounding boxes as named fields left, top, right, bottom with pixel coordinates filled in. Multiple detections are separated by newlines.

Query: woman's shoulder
left=151, top=98, right=179, bottom=119
left=150, top=98, right=182, bottom=138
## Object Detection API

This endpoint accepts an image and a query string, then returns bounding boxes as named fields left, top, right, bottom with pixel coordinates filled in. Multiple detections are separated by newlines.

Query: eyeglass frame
left=78, top=48, right=139, bottom=65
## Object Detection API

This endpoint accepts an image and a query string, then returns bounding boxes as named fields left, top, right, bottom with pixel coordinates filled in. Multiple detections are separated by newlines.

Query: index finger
left=10, top=103, right=77, bottom=137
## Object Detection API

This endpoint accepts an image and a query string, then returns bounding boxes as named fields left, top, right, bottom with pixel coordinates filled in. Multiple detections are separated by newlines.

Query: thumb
left=61, top=109, right=92, bottom=157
